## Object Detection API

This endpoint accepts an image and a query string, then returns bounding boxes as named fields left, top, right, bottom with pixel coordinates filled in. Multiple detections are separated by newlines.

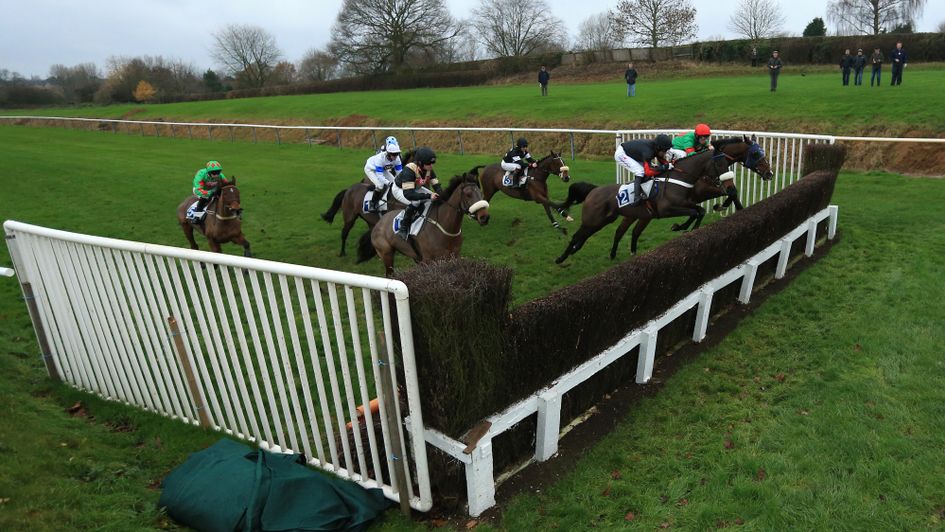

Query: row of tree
left=1, top=0, right=939, bottom=106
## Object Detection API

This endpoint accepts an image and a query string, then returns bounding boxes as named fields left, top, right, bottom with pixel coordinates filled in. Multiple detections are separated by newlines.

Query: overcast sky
left=3, top=0, right=944, bottom=78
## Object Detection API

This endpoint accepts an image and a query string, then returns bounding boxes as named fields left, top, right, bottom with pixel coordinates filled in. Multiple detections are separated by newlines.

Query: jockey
left=187, top=160, right=230, bottom=223
left=391, top=147, right=442, bottom=240
left=614, top=134, right=673, bottom=205
left=501, top=137, right=538, bottom=188
left=667, top=123, right=712, bottom=163
left=363, top=135, right=403, bottom=212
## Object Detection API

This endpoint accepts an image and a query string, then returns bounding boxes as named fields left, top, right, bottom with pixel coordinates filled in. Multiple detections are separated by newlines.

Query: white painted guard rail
left=423, top=205, right=839, bottom=517
left=2, top=220, right=433, bottom=512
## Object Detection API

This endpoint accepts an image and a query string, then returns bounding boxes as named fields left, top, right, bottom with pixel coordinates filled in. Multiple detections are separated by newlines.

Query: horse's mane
left=711, top=137, right=747, bottom=150
left=440, top=173, right=477, bottom=200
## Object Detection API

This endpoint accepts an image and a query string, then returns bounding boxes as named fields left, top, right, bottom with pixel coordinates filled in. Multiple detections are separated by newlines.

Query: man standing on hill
left=624, top=63, right=638, bottom=97
left=870, top=47, right=884, bottom=87
left=751, top=47, right=758, bottom=67
left=840, top=49, right=853, bottom=86
left=538, top=65, right=550, bottom=96
left=853, top=49, right=867, bottom=86
left=890, top=42, right=907, bottom=86
left=767, top=50, right=782, bottom=92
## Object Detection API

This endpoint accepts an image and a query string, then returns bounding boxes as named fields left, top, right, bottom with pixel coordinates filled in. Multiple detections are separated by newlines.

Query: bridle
left=425, top=180, right=489, bottom=236
left=208, top=185, right=242, bottom=220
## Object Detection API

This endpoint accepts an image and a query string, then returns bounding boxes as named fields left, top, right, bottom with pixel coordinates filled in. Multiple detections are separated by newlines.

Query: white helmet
left=385, top=139, right=401, bottom=154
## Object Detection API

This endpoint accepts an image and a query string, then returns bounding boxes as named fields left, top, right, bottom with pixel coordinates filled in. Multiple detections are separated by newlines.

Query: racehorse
left=356, top=172, right=491, bottom=276
left=554, top=136, right=773, bottom=264
left=321, top=163, right=487, bottom=257
left=478, top=151, right=572, bottom=233
left=176, top=181, right=251, bottom=257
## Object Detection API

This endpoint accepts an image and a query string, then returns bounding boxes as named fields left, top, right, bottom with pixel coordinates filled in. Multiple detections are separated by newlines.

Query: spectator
left=767, top=50, right=782, bottom=92
left=840, top=48, right=853, bottom=86
left=751, top=47, right=758, bottom=67
left=870, top=47, right=884, bottom=87
left=538, top=65, right=550, bottom=96
left=853, top=49, right=867, bottom=86
left=890, top=41, right=907, bottom=86
left=624, top=62, right=638, bottom=97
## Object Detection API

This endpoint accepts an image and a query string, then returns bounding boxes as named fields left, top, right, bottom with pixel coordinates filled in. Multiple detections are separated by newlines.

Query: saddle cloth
left=391, top=202, right=433, bottom=237
left=361, top=188, right=390, bottom=214
left=616, top=181, right=656, bottom=208
left=502, top=171, right=529, bottom=187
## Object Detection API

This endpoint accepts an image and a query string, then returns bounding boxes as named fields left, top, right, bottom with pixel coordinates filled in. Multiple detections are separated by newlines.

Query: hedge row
left=399, top=143, right=845, bottom=440
left=694, top=32, right=945, bottom=65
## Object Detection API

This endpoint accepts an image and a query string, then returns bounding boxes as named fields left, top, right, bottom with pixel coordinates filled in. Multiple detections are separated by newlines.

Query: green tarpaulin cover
left=159, top=439, right=392, bottom=531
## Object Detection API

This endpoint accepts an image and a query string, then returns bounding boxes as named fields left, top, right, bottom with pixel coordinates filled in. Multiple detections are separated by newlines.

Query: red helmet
left=695, top=124, right=711, bottom=136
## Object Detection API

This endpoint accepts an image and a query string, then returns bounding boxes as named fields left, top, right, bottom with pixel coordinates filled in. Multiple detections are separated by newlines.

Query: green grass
left=1, top=119, right=944, bottom=529
left=4, top=66, right=945, bottom=135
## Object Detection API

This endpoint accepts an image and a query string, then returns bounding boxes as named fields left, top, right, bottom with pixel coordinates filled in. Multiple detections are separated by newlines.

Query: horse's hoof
left=671, top=224, right=681, bottom=231
left=565, top=215, right=574, bottom=222
left=609, top=253, right=616, bottom=260
left=554, top=256, right=565, bottom=264
left=559, top=227, right=568, bottom=236
left=712, top=204, right=723, bottom=212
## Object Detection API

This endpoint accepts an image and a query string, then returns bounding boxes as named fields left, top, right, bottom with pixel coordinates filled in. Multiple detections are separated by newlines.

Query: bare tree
left=612, top=0, right=698, bottom=49
left=575, top=12, right=621, bottom=52
left=936, top=19, right=945, bottom=33
left=827, top=0, right=927, bottom=35
left=298, top=48, right=340, bottom=82
left=728, top=0, right=786, bottom=40
left=329, top=0, right=459, bottom=74
left=211, top=24, right=282, bottom=88
left=471, top=0, right=566, bottom=58
left=48, top=63, right=101, bottom=103
left=436, top=23, right=482, bottom=63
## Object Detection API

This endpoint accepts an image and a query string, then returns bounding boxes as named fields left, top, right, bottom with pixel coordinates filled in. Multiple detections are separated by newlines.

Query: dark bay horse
left=554, top=136, right=773, bottom=264
left=318, top=148, right=418, bottom=257
left=479, top=151, right=571, bottom=233
left=176, top=181, right=251, bottom=257
left=356, top=172, right=491, bottom=276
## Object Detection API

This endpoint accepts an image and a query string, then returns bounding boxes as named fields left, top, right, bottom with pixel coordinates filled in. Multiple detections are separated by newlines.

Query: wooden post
left=167, top=316, right=211, bottom=428
left=22, top=283, right=60, bottom=382
left=376, top=331, right=411, bottom=516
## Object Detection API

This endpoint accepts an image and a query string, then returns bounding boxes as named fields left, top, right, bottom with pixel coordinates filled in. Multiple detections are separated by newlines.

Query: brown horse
left=554, top=136, right=773, bottom=264
left=479, top=151, right=571, bottom=233
left=176, top=181, right=251, bottom=257
left=356, top=172, right=491, bottom=276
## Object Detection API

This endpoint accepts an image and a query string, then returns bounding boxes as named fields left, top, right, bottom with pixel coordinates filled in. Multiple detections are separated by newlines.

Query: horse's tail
left=355, top=231, right=377, bottom=263
left=321, top=189, right=346, bottom=224
left=552, top=181, right=597, bottom=208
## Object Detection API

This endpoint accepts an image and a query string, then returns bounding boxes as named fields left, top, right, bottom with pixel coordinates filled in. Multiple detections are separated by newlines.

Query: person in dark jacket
left=390, top=147, right=442, bottom=240
left=501, top=137, right=538, bottom=188
left=538, top=65, right=550, bottom=96
left=614, top=134, right=673, bottom=205
left=751, top=47, right=758, bottom=67
left=852, top=49, right=867, bottom=86
left=624, top=62, right=638, bottom=97
left=890, top=42, right=907, bottom=86
left=840, top=49, right=853, bottom=86
left=870, top=47, right=884, bottom=87
left=767, top=51, right=783, bottom=92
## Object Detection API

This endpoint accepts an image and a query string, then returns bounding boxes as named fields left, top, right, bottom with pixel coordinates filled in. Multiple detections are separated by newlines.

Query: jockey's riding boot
left=398, top=205, right=417, bottom=240
left=633, top=176, right=646, bottom=204
left=188, top=197, right=210, bottom=222
left=370, top=185, right=386, bottom=212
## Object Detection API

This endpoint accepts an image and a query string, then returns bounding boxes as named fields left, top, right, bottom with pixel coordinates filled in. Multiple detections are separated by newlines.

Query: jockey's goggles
left=386, top=152, right=398, bottom=160
left=209, top=170, right=222, bottom=176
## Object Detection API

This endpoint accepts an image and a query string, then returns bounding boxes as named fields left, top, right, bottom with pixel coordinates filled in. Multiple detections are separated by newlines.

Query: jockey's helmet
left=516, top=137, right=528, bottom=149
left=385, top=135, right=398, bottom=146
left=415, top=147, right=436, bottom=166
left=655, top=134, right=673, bottom=152
left=385, top=139, right=401, bottom=155
left=695, top=123, right=711, bottom=137
left=206, top=160, right=223, bottom=173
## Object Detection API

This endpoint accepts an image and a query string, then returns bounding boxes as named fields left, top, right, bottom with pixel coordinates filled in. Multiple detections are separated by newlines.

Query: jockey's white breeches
left=615, top=146, right=645, bottom=177
left=391, top=183, right=432, bottom=208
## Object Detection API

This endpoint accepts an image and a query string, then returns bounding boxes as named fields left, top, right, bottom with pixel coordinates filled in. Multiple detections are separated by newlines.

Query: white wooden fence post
left=739, top=261, right=759, bottom=304
left=775, top=238, right=792, bottom=279
left=805, top=219, right=818, bottom=256
left=535, top=391, right=562, bottom=461
left=465, top=438, right=496, bottom=517
left=828, top=205, right=839, bottom=239
left=635, top=328, right=657, bottom=383
left=692, top=289, right=714, bottom=342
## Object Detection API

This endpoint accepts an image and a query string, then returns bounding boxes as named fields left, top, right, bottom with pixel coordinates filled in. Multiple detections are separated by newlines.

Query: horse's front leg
left=671, top=216, right=698, bottom=232
left=233, top=233, right=252, bottom=258
left=542, top=202, right=567, bottom=235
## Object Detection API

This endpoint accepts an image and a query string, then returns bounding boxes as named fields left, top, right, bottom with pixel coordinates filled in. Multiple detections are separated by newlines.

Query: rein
left=209, top=187, right=240, bottom=220
left=423, top=182, right=483, bottom=237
